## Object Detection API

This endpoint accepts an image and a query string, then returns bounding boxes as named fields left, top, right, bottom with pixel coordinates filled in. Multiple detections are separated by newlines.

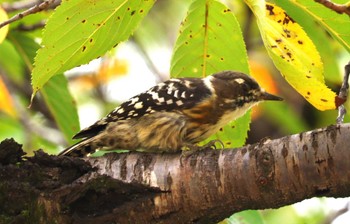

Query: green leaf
left=170, top=0, right=251, bottom=147
left=9, top=32, right=80, bottom=143
left=31, top=0, right=155, bottom=96
left=288, top=0, right=350, bottom=53
left=171, top=0, right=250, bottom=77
left=41, top=74, right=80, bottom=144
left=222, top=210, right=264, bottom=224
left=0, top=39, right=25, bottom=84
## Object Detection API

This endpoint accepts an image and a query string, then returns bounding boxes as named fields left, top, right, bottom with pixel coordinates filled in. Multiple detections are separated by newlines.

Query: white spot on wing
left=148, top=91, right=159, bottom=100
left=166, top=99, right=173, bottom=104
left=183, top=80, right=192, bottom=87
left=128, top=111, right=135, bottom=116
left=174, top=90, right=179, bottom=98
left=117, top=108, right=124, bottom=114
left=134, top=102, right=143, bottom=109
left=176, top=100, right=184, bottom=106
left=129, top=97, right=139, bottom=105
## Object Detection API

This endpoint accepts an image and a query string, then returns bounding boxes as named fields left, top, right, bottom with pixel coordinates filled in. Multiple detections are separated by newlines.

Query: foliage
left=0, top=0, right=349, bottom=222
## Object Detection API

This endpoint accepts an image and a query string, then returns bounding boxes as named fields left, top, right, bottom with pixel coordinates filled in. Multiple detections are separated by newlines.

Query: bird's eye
left=241, top=83, right=249, bottom=92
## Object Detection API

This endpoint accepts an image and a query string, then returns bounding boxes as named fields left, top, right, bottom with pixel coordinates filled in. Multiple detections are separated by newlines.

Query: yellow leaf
left=246, top=1, right=337, bottom=111
left=98, top=57, right=128, bottom=83
left=0, top=6, right=9, bottom=43
left=0, top=76, right=17, bottom=118
left=70, top=57, right=129, bottom=91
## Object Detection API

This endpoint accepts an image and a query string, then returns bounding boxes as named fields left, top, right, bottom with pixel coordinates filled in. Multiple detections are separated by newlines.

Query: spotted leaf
left=246, top=1, right=337, bottom=111
left=31, top=0, right=155, bottom=100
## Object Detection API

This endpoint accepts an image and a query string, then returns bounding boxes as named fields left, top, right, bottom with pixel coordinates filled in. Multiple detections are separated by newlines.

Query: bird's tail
left=58, top=138, right=97, bottom=157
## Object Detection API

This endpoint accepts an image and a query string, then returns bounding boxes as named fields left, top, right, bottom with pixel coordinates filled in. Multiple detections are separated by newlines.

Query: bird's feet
left=181, top=139, right=224, bottom=157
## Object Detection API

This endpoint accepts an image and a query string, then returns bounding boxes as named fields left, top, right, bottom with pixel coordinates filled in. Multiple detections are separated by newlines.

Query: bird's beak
left=261, top=91, right=283, bottom=101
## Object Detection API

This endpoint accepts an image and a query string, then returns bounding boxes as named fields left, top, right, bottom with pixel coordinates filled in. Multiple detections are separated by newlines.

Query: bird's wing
left=73, top=77, right=211, bottom=139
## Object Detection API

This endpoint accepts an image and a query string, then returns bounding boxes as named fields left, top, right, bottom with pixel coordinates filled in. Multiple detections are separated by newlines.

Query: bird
left=59, top=70, right=282, bottom=157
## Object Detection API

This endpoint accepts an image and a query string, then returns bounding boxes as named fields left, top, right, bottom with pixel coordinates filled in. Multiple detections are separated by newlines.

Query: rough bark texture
left=1, top=124, right=350, bottom=223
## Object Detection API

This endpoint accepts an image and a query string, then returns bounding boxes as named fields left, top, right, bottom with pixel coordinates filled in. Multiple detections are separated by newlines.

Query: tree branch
left=1, top=124, right=350, bottom=223
left=0, top=0, right=57, bottom=29
left=314, top=0, right=350, bottom=16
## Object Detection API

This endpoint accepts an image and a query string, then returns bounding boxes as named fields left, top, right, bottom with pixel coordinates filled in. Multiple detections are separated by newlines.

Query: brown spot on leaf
left=276, top=39, right=282, bottom=43
left=82, top=46, right=86, bottom=52
left=283, top=29, right=291, bottom=38
left=266, top=4, right=274, bottom=15
left=140, top=9, right=144, bottom=13
left=298, top=40, right=303, bottom=44
left=320, top=99, right=328, bottom=102
left=131, top=10, right=136, bottom=16
left=307, top=91, right=311, bottom=95
left=306, top=75, right=311, bottom=78
left=220, top=57, right=224, bottom=61
left=82, top=19, right=86, bottom=23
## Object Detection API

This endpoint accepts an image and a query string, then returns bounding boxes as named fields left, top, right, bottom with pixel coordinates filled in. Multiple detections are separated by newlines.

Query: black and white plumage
left=59, top=71, right=282, bottom=157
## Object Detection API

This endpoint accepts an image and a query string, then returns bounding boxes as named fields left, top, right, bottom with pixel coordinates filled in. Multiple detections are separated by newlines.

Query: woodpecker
left=59, top=71, right=282, bottom=157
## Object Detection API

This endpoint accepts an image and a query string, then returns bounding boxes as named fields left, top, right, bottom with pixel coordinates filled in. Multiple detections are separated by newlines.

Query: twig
left=0, top=0, right=56, bottom=29
left=336, top=61, right=350, bottom=124
left=314, top=0, right=350, bottom=16
left=2, top=0, right=43, bottom=12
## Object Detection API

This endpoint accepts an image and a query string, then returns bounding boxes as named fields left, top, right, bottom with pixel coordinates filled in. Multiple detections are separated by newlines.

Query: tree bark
left=1, top=124, right=350, bottom=224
